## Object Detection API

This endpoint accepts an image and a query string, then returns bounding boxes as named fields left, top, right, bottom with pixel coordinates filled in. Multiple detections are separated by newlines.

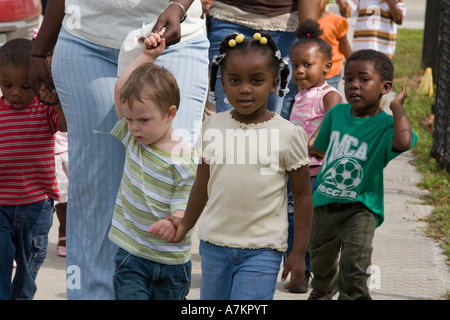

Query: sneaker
left=307, top=289, right=338, bottom=300
left=57, top=237, right=66, bottom=257
left=289, top=270, right=311, bottom=293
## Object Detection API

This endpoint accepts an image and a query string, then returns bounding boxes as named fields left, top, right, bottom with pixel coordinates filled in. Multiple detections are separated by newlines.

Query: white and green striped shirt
left=109, top=118, right=197, bottom=264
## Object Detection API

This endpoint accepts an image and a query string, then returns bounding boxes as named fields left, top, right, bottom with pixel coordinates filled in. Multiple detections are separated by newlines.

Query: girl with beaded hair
left=209, top=32, right=291, bottom=104
left=151, top=32, right=314, bottom=300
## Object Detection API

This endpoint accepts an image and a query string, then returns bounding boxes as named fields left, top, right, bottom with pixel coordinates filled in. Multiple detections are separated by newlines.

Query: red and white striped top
left=0, top=97, right=60, bottom=205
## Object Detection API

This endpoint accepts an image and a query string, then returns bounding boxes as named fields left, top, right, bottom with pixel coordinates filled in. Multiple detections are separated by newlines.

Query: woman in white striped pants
left=31, top=0, right=209, bottom=299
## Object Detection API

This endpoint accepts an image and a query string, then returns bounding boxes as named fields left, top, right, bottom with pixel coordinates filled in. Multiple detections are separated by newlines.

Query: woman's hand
left=30, top=57, right=57, bottom=105
left=152, top=1, right=191, bottom=46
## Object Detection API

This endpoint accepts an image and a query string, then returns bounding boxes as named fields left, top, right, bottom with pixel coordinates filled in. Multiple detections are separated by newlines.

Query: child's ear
left=271, top=77, right=280, bottom=94
left=381, top=80, right=393, bottom=95
left=325, top=60, right=332, bottom=74
left=167, top=105, right=177, bottom=121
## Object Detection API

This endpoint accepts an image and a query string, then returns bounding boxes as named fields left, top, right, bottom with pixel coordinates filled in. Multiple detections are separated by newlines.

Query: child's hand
left=308, top=144, right=325, bottom=161
left=139, top=31, right=166, bottom=60
left=149, top=218, right=176, bottom=242
left=39, top=82, right=59, bottom=105
left=390, top=84, right=407, bottom=110
left=281, top=251, right=305, bottom=290
left=167, top=215, right=190, bottom=243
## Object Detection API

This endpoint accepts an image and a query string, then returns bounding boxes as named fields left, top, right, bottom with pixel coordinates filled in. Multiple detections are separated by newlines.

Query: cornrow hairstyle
left=209, top=32, right=290, bottom=100
left=0, top=38, right=33, bottom=68
left=292, top=19, right=332, bottom=61
left=345, top=49, right=394, bottom=82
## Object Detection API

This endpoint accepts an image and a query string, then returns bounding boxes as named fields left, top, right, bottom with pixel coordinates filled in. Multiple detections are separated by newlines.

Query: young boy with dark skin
left=307, top=49, right=417, bottom=300
left=0, top=38, right=66, bottom=300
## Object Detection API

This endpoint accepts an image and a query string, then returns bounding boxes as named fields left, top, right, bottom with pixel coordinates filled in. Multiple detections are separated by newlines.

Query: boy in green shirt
left=308, top=49, right=417, bottom=300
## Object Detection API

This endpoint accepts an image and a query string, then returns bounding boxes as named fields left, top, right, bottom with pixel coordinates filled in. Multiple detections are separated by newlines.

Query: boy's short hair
left=0, top=38, right=33, bottom=68
left=345, top=49, right=394, bottom=82
left=120, top=63, right=180, bottom=113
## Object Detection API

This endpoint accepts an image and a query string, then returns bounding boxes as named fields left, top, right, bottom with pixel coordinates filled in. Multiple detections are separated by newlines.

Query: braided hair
left=209, top=32, right=290, bottom=101
left=292, top=19, right=332, bottom=61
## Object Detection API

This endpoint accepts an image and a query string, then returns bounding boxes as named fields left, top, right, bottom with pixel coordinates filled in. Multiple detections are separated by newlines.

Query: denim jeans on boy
left=208, top=17, right=296, bottom=114
left=0, top=199, right=54, bottom=300
left=199, top=240, right=283, bottom=300
left=113, top=247, right=191, bottom=300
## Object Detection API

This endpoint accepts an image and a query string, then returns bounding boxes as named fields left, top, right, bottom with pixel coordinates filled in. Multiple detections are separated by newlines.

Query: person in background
left=54, top=130, right=68, bottom=258
left=318, top=0, right=352, bottom=89
left=206, top=0, right=321, bottom=116
left=286, top=19, right=343, bottom=294
left=33, top=28, right=68, bottom=258
left=335, top=0, right=405, bottom=59
left=0, top=38, right=66, bottom=300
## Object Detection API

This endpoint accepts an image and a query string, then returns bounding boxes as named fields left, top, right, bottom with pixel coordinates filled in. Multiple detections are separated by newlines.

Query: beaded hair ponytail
left=209, top=32, right=290, bottom=102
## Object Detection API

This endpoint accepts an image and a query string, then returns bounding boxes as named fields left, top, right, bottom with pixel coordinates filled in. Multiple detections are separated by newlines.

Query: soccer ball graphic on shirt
left=326, top=158, right=363, bottom=190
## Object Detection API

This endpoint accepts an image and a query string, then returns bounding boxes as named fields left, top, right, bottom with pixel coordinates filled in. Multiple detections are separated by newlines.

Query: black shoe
left=307, top=289, right=338, bottom=300
left=289, top=271, right=311, bottom=294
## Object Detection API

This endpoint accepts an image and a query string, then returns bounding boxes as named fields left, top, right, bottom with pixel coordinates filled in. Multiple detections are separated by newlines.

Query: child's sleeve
left=313, top=110, right=332, bottom=153
left=337, top=15, right=349, bottom=39
left=170, top=156, right=198, bottom=214
left=110, top=117, right=130, bottom=145
left=285, top=125, right=310, bottom=171
left=384, top=125, right=418, bottom=164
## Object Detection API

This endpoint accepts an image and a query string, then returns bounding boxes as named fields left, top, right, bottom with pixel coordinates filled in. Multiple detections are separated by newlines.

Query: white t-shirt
left=62, top=0, right=205, bottom=49
left=195, top=111, right=310, bottom=252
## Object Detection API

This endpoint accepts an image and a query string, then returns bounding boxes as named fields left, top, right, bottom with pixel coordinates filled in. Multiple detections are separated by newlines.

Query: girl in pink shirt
left=286, top=19, right=343, bottom=294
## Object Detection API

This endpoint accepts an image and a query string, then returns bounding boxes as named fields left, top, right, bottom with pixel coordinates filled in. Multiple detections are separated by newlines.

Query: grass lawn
left=392, top=28, right=450, bottom=263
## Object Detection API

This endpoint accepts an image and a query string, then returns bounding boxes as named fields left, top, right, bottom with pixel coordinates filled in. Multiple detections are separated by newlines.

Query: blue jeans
left=113, top=248, right=191, bottom=300
left=199, top=240, right=283, bottom=300
left=326, top=71, right=343, bottom=90
left=0, top=199, right=54, bottom=300
left=208, top=18, right=296, bottom=114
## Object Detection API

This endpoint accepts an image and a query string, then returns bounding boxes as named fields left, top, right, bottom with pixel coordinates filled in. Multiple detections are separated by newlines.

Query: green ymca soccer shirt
left=313, top=103, right=417, bottom=227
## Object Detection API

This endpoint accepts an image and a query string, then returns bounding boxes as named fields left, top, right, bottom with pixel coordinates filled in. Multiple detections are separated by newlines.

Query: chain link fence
left=428, top=0, right=450, bottom=172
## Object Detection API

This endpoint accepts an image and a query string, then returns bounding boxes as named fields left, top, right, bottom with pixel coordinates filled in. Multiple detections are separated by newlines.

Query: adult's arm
left=30, top=0, right=65, bottom=101
left=297, top=0, right=320, bottom=21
